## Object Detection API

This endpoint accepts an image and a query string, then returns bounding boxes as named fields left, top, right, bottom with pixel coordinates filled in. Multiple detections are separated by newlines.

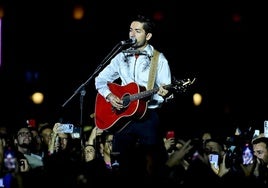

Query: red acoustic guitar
left=94, top=78, right=195, bottom=133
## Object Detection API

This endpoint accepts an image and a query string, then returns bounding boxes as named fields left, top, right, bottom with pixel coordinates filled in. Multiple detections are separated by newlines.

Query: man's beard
left=19, top=143, right=31, bottom=148
left=132, top=40, right=147, bottom=49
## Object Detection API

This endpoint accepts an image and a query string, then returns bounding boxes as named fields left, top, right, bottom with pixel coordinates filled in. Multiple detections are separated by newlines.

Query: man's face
left=129, top=21, right=149, bottom=49
left=104, top=135, right=113, bottom=155
left=58, top=133, right=68, bottom=150
left=17, top=128, right=32, bottom=148
left=84, top=145, right=95, bottom=162
left=41, top=128, right=52, bottom=145
left=253, top=142, right=268, bottom=164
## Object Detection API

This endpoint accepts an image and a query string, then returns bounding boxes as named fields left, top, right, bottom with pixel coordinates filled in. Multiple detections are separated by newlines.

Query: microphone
left=120, top=37, right=137, bottom=45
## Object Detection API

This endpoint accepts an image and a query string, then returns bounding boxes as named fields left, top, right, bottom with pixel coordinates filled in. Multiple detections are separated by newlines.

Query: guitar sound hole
left=122, top=96, right=130, bottom=107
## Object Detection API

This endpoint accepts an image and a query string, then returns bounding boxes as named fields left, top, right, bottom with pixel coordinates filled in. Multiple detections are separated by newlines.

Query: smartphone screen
left=209, top=154, right=219, bottom=169
left=4, top=148, right=16, bottom=171
left=242, top=143, right=254, bottom=165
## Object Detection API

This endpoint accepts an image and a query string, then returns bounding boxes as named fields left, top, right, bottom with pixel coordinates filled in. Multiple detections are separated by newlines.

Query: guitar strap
left=147, top=49, right=160, bottom=90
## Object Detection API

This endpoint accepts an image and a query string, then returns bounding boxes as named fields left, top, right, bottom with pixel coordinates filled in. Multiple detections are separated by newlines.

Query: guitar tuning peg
left=190, top=77, right=196, bottom=84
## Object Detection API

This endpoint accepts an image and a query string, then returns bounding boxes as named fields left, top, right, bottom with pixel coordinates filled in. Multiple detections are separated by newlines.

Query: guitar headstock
left=172, top=77, right=196, bottom=93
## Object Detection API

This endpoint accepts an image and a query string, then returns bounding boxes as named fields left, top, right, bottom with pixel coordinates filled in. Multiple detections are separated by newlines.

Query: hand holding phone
left=165, top=131, right=176, bottom=152
left=19, top=159, right=29, bottom=172
left=209, top=154, right=219, bottom=170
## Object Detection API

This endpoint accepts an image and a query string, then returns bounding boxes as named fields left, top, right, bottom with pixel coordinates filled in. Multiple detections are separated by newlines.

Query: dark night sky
left=1, top=0, right=268, bottom=137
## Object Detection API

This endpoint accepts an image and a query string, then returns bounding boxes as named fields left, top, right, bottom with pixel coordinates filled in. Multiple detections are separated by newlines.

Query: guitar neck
left=124, top=77, right=195, bottom=103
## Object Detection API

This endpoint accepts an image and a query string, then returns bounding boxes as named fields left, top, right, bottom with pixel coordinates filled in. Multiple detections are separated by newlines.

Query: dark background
left=1, top=0, right=268, bottom=137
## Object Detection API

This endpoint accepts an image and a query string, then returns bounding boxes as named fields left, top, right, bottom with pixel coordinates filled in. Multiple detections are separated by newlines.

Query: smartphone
left=209, top=154, right=219, bottom=169
left=4, top=148, right=17, bottom=172
left=242, top=143, right=254, bottom=165
left=57, top=124, right=81, bottom=134
left=264, top=121, right=268, bottom=138
left=166, top=131, right=175, bottom=139
left=252, top=129, right=260, bottom=140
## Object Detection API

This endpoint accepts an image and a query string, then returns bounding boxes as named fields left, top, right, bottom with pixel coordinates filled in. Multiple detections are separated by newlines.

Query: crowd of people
left=1, top=120, right=268, bottom=187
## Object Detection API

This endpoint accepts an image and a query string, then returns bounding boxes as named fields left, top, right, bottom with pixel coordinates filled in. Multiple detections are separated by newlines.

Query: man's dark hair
left=38, top=122, right=52, bottom=134
left=133, top=14, right=155, bottom=34
left=252, top=137, right=268, bottom=149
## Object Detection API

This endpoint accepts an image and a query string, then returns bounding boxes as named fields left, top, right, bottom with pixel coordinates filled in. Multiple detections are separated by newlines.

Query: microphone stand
left=61, top=41, right=125, bottom=128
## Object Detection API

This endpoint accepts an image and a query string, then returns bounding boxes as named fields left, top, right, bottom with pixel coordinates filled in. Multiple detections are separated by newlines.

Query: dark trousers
left=112, top=110, right=166, bottom=181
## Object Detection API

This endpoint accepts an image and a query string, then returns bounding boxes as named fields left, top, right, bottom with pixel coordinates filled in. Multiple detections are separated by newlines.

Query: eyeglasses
left=254, top=150, right=264, bottom=155
left=106, top=140, right=113, bottom=144
left=59, top=137, right=68, bottom=141
left=17, top=132, right=32, bottom=137
left=85, top=147, right=95, bottom=153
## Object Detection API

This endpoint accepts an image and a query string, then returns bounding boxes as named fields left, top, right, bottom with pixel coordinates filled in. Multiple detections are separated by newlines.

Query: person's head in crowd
left=0, top=124, right=9, bottom=148
left=252, top=136, right=268, bottom=166
left=204, top=138, right=225, bottom=156
left=38, top=123, right=53, bottom=147
left=201, top=132, right=212, bottom=143
left=83, top=145, right=96, bottom=162
left=99, top=131, right=114, bottom=158
left=58, top=133, right=71, bottom=151
left=14, top=126, right=33, bottom=154
left=29, top=126, right=42, bottom=155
